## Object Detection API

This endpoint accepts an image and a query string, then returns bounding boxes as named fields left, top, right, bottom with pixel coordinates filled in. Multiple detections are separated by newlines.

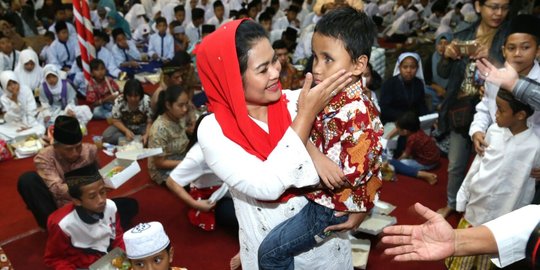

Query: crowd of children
left=0, top=0, right=537, bottom=268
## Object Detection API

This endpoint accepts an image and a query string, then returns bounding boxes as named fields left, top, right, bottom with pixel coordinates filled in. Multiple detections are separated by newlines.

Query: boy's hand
left=324, top=212, right=367, bottom=232
left=313, top=152, right=345, bottom=190
left=472, top=132, right=488, bottom=156
left=530, top=167, right=540, bottom=181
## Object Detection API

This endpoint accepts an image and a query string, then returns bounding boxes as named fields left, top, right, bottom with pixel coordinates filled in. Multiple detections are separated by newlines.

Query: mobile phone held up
left=455, top=40, right=478, bottom=56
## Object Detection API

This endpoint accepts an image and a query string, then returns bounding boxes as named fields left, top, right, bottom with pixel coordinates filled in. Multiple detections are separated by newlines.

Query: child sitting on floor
left=86, top=58, right=121, bottom=119
left=389, top=111, right=439, bottom=185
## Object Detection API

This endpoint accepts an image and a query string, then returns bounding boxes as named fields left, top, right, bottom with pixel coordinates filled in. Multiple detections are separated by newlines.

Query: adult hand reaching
left=382, top=203, right=456, bottom=261
left=476, top=59, right=519, bottom=91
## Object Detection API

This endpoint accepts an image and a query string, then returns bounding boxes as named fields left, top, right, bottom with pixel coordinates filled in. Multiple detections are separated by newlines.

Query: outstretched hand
left=476, top=59, right=519, bottom=91
left=382, top=203, right=456, bottom=261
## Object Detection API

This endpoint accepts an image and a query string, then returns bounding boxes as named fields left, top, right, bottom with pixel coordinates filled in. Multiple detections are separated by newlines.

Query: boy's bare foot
left=230, top=252, right=241, bottom=270
left=436, top=206, right=455, bottom=218
left=417, top=171, right=438, bottom=185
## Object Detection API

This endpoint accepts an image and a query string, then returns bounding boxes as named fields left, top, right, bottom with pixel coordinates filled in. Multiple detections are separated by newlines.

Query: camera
left=455, top=40, right=478, bottom=56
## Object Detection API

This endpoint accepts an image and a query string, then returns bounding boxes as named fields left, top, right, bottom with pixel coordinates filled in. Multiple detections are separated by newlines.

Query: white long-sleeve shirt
left=46, top=38, right=79, bottom=71
left=112, top=40, right=141, bottom=66
left=147, top=32, right=174, bottom=61
left=96, top=46, right=121, bottom=78
left=484, top=204, right=540, bottom=267
left=185, top=21, right=201, bottom=50
left=170, top=142, right=223, bottom=189
left=457, top=124, right=540, bottom=226
left=197, top=90, right=353, bottom=269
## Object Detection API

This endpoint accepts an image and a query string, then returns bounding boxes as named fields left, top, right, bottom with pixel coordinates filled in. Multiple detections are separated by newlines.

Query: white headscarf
left=14, top=49, right=43, bottom=91
left=392, top=52, right=425, bottom=83
left=387, top=9, right=418, bottom=36
left=1, top=70, right=31, bottom=100
left=42, top=64, right=63, bottom=95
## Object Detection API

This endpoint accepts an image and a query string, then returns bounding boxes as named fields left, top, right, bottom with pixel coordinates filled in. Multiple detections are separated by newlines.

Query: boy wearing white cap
left=124, top=222, right=187, bottom=270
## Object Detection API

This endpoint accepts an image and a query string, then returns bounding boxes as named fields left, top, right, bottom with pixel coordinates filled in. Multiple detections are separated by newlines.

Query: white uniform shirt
left=484, top=204, right=540, bottom=268
left=185, top=21, right=201, bottom=50
left=457, top=124, right=540, bottom=226
left=1, top=50, right=20, bottom=71
left=148, top=32, right=174, bottom=61
left=47, top=38, right=79, bottom=71
left=97, top=46, right=121, bottom=78
left=197, top=90, right=353, bottom=269
left=470, top=61, right=540, bottom=138
left=112, top=40, right=141, bottom=66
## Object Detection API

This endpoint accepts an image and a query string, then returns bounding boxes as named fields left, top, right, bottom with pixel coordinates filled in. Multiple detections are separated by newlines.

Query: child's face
left=503, top=33, right=540, bottom=75
left=275, top=47, right=289, bottom=66
left=166, top=70, right=183, bottom=86
left=57, top=29, right=69, bottom=42
left=24, top=60, right=35, bottom=72
left=436, top=38, right=448, bottom=55
left=55, top=10, right=67, bottom=21
left=175, top=11, right=185, bottom=22
left=6, top=80, right=19, bottom=97
left=189, top=0, right=197, bottom=9
left=260, top=19, right=271, bottom=32
left=130, top=248, right=172, bottom=270
left=74, top=180, right=108, bottom=214
left=126, top=93, right=142, bottom=107
left=0, top=38, right=11, bottom=53
left=286, top=11, right=297, bottom=22
left=94, top=36, right=104, bottom=49
left=92, top=65, right=107, bottom=80
left=156, top=22, right=167, bottom=34
left=397, top=127, right=410, bottom=136
left=46, top=73, right=58, bottom=86
left=215, top=6, right=225, bottom=19
left=495, top=96, right=517, bottom=128
left=116, top=34, right=128, bottom=48
left=399, top=57, right=418, bottom=82
left=311, top=32, right=365, bottom=85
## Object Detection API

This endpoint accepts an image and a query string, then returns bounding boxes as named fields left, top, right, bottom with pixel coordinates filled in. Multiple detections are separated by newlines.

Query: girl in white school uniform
left=0, top=71, right=45, bottom=140
left=14, top=49, right=43, bottom=93
left=37, top=64, right=92, bottom=127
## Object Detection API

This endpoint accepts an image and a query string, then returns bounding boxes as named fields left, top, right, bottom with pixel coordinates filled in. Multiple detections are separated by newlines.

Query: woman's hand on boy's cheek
left=530, top=167, right=540, bottom=181
left=324, top=212, right=367, bottom=232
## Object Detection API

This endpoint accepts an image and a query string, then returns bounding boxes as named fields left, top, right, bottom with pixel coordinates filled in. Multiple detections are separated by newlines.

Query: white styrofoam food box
left=115, top=148, right=163, bottom=161
left=100, top=158, right=141, bottom=189
left=356, top=214, right=397, bottom=235
left=350, top=237, right=371, bottom=269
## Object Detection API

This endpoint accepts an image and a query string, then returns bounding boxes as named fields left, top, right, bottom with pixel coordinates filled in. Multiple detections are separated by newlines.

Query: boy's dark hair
left=497, top=89, right=534, bottom=117
left=396, top=111, right=420, bottom=132
left=172, top=50, right=192, bottom=66
left=201, top=24, right=216, bottom=35
left=44, top=31, right=55, bottom=40
left=174, top=4, right=185, bottom=14
left=55, top=21, right=68, bottom=33
left=314, top=6, right=376, bottom=62
left=90, top=58, right=106, bottom=71
left=66, top=162, right=102, bottom=199
left=258, top=11, right=272, bottom=23
left=155, top=16, right=167, bottom=26
left=112, top=28, right=126, bottom=41
left=191, top=8, right=205, bottom=21
left=237, top=8, right=248, bottom=18
left=287, top=5, right=300, bottom=14
left=123, top=79, right=145, bottom=101
left=431, top=0, right=447, bottom=14
left=213, top=0, right=224, bottom=9
left=170, top=20, right=182, bottom=29
left=235, top=20, right=267, bottom=75
left=272, top=40, right=288, bottom=50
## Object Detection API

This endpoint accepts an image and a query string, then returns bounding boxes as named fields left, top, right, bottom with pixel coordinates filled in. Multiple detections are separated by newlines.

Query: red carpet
left=0, top=118, right=459, bottom=269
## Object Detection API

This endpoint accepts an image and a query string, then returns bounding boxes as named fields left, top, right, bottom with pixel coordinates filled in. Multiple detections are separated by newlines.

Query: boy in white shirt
left=205, top=1, right=225, bottom=28
left=148, top=17, right=174, bottom=62
left=0, top=33, right=20, bottom=71
left=448, top=89, right=540, bottom=270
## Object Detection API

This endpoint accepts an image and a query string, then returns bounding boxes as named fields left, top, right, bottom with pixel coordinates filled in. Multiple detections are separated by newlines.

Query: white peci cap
left=123, top=222, right=170, bottom=259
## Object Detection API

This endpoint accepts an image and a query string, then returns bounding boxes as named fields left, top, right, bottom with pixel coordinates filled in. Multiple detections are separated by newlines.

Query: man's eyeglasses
left=482, top=3, right=510, bottom=11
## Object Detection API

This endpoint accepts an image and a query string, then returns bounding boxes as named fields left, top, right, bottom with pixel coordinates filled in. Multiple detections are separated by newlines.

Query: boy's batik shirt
left=307, top=80, right=384, bottom=212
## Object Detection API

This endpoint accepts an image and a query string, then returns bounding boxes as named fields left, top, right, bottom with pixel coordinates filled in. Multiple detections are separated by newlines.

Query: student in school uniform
left=0, top=33, right=20, bottom=71
left=93, top=30, right=121, bottom=78
left=148, top=17, right=174, bottom=62
left=111, top=28, right=142, bottom=76
left=47, top=21, right=78, bottom=72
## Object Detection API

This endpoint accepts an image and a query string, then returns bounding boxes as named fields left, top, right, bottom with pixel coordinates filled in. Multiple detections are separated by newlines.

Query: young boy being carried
left=44, top=163, right=125, bottom=269
left=258, top=6, right=383, bottom=269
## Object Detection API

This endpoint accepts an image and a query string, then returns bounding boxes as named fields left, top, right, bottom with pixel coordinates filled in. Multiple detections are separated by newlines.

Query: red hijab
left=196, top=19, right=292, bottom=161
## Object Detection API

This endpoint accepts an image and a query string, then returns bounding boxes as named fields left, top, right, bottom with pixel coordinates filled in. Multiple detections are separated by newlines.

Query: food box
left=99, top=158, right=141, bottom=189
left=372, top=200, right=397, bottom=215
left=356, top=214, right=397, bottom=235
left=9, top=133, right=43, bottom=158
left=115, top=147, right=163, bottom=161
left=89, top=247, right=130, bottom=270
left=350, top=237, right=371, bottom=269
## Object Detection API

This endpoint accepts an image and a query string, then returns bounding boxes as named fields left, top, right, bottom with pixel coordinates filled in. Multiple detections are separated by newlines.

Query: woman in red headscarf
left=196, top=19, right=356, bottom=269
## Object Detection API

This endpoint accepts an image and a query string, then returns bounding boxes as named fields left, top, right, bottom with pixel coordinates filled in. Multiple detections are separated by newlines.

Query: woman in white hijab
left=0, top=71, right=45, bottom=140
left=37, top=64, right=92, bottom=127
left=14, top=49, right=43, bottom=92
